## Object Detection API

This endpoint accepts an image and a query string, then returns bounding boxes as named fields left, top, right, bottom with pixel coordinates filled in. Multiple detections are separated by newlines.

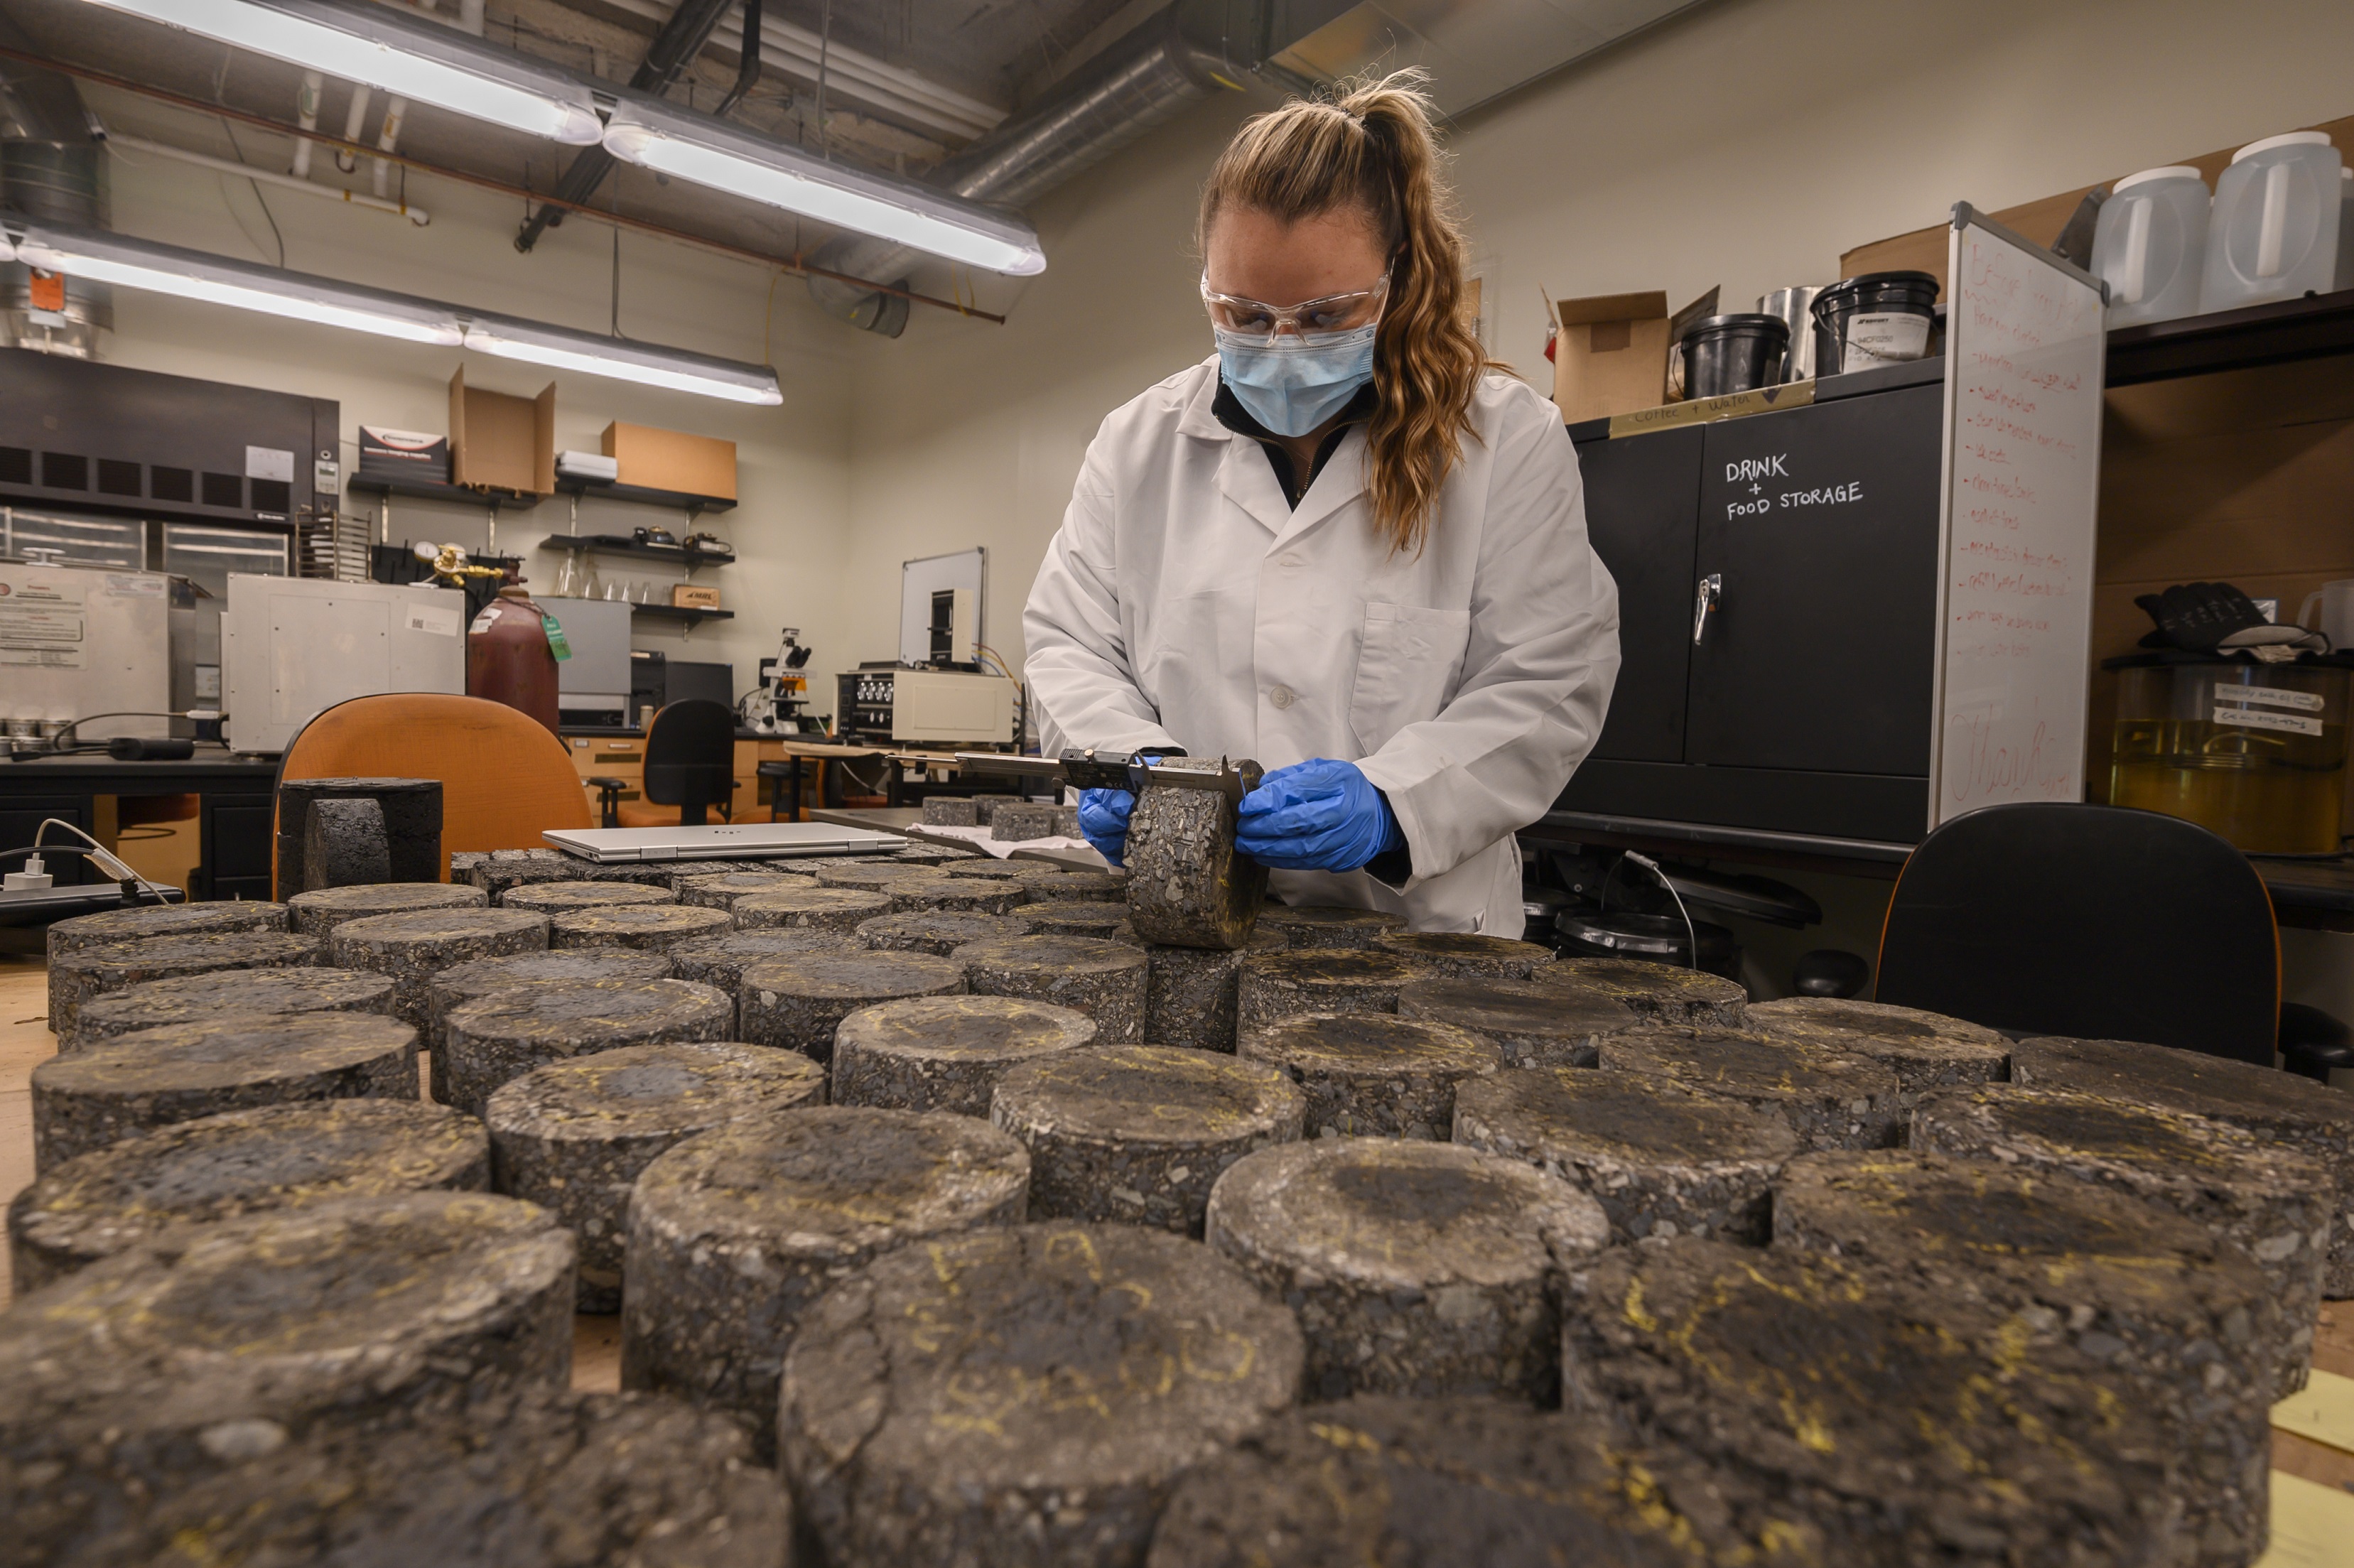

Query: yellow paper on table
left=2255, top=1471, right=2354, bottom=1567
left=2274, top=1369, right=2354, bottom=1455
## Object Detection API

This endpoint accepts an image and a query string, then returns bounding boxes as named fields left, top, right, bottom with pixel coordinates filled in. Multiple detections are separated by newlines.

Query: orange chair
left=276, top=694, right=593, bottom=882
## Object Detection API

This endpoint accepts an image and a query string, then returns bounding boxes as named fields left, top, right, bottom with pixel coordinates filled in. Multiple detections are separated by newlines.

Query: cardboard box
left=1551, top=292, right=1670, bottom=423
left=602, top=421, right=737, bottom=502
left=449, top=368, right=554, bottom=494
left=1840, top=113, right=2354, bottom=298
left=671, top=583, right=721, bottom=610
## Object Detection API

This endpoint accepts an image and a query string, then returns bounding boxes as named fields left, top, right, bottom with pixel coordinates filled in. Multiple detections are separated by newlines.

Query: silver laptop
left=542, top=822, right=908, bottom=863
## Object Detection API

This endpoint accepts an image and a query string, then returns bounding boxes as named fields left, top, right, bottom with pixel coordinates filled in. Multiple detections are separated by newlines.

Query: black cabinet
left=195, top=792, right=275, bottom=902
left=1582, top=426, right=1700, bottom=764
left=1564, top=371, right=1945, bottom=845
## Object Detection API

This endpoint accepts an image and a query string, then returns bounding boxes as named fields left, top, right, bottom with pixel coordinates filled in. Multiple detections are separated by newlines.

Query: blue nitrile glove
left=1079, top=788, right=1135, bottom=866
left=1233, top=758, right=1404, bottom=872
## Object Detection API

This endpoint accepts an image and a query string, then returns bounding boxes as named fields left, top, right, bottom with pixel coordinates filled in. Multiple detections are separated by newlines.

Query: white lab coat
left=1023, top=356, right=1619, bottom=936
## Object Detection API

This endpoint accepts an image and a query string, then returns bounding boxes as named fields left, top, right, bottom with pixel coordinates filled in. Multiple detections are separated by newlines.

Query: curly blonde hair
left=1198, top=70, right=1492, bottom=555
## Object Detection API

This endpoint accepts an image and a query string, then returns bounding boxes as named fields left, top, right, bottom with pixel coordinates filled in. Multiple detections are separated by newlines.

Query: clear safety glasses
left=1200, top=274, right=1388, bottom=346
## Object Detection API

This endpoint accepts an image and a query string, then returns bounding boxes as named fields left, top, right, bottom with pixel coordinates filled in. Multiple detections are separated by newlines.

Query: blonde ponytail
left=1198, top=70, right=1491, bottom=555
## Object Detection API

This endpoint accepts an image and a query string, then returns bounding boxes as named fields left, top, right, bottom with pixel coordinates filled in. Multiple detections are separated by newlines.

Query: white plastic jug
left=2094, top=166, right=2210, bottom=327
left=2202, top=131, right=2343, bottom=312
left=2301, top=579, right=2354, bottom=653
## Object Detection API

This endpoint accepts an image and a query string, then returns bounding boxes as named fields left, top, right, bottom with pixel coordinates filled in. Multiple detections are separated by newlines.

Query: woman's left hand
left=1234, top=758, right=1404, bottom=872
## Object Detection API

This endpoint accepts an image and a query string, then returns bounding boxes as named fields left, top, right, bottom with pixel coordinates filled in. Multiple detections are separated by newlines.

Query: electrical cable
left=10, top=818, right=176, bottom=905
left=1597, top=851, right=1700, bottom=970
left=1621, top=853, right=1700, bottom=970
left=6, top=710, right=225, bottom=761
left=221, top=119, right=286, bottom=267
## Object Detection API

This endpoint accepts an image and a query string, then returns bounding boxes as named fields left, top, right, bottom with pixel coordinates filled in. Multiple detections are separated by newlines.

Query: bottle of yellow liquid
left=2107, top=662, right=2348, bottom=853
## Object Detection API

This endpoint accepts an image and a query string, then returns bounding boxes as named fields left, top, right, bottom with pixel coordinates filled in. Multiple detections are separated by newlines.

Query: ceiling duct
left=0, top=12, right=109, bottom=357
left=811, top=0, right=1717, bottom=336
left=809, top=1, right=1308, bottom=337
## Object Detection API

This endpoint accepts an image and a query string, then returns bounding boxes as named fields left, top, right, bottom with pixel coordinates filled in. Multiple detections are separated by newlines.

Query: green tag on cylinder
left=541, top=613, right=572, bottom=661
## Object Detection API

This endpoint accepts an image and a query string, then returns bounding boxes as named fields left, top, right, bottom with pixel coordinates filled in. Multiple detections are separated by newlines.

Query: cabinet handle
left=1692, top=573, right=1722, bottom=646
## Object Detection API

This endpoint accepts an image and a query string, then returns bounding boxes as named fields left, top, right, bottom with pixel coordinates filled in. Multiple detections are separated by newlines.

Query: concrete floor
left=0, top=952, right=2348, bottom=1537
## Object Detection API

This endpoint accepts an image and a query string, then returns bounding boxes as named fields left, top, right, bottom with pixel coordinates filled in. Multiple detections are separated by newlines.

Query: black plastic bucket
left=1679, top=313, right=1791, bottom=399
left=1810, top=271, right=1939, bottom=378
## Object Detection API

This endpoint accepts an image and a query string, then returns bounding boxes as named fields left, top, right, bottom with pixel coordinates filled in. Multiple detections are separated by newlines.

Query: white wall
left=87, top=82, right=865, bottom=702
left=846, top=0, right=2354, bottom=683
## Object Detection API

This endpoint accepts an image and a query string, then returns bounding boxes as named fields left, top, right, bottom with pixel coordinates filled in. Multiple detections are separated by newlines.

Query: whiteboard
left=1926, top=205, right=2108, bottom=829
left=900, top=548, right=986, bottom=666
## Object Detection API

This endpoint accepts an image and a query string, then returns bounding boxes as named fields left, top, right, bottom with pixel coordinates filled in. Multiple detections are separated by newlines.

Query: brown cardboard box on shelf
left=671, top=583, right=721, bottom=610
left=449, top=368, right=554, bottom=494
left=1840, top=114, right=2354, bottom=298
left=1550, top=291, right=1668, bottom=423
left=602, top=422, right=737, bottom=501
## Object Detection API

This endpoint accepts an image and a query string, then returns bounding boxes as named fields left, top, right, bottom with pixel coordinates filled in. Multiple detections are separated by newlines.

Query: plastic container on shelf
left=1679, top=314, right=1790, bottom=399
left=2107, top=659, right=2349, bottom=854
left=2093, top=166, right=2210, bottom=328
left=1757, top=286, right=1823, bottom=382
left=2200, top=131, right=2344, bottom=313
left=1810, top=271, right=1939, bottom=377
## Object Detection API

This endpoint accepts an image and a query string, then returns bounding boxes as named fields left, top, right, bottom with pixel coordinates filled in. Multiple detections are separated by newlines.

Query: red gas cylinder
left=468, top=583, right=561, bottom=735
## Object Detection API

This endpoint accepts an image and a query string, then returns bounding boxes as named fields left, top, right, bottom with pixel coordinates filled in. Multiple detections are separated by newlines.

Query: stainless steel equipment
left=838, top=664, right=1017, bottom=745
left=1758, top=286, right=1824, bottom=382
left=551, top=596, right=632, bottom=723
left=221, top=574, right=466, bottom=753
left=0, top=557, right=171, bottom=742
left=159, top=522, right=287, bottom=730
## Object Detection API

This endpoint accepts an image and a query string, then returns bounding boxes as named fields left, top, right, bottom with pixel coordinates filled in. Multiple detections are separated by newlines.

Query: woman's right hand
left=1077, top=789, right=1135, bottom=866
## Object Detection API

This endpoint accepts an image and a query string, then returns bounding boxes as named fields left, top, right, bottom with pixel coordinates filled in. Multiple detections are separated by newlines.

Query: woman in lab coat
left=1022, top=72, right=1620, bottom=936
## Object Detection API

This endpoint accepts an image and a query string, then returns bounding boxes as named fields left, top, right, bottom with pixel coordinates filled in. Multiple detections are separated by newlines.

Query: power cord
left=1, top=818, right=177, bottom=903
left=1599, top=850, right=1701, bottom=970
left=6, top=710, right=227, bottom=760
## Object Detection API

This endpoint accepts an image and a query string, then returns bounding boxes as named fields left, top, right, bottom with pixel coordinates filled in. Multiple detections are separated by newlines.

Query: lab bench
left=0, top=750, right=280, bottom=902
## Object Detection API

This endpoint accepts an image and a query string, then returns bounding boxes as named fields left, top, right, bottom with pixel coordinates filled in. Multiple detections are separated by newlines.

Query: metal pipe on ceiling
left=595, top=0, right=1003, bottom=141
left=514, top=0, right=742, bottom=253
left=806, top=0, right=1268, bottom=337
left=0, top=42, right=1007, bottom=323
left=291, top=67, right=322, bottom=178
left=104, top=131, right=430, bottom=224
left=0, top=10, right=110, bottom=356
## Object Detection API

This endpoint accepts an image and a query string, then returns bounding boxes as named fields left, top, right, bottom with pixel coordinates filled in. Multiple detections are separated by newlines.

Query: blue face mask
left=1215, top=323, right=1377, bottom=438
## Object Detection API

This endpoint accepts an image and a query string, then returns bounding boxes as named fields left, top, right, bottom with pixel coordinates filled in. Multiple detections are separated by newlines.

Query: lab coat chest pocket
left=1349, top=601, right=1471, bottom=755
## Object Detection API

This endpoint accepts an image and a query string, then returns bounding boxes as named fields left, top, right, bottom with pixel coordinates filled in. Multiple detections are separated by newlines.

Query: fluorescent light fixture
left=16, top=222, right=777, bottom=405
left=13, top=222, right=464, bottom=345
left=76, top=0, right=603, bottom=144
left=603, top=97, right=1046, bottom=276
left=462, top=314, right=783, bottom=406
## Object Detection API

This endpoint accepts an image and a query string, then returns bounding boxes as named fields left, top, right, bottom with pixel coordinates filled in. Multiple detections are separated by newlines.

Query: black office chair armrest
left=583, top=776, right=627, bottom=828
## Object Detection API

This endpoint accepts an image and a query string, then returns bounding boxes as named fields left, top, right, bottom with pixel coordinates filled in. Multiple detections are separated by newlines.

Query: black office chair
left=589, top=699, right=738, bottom=828
left=1874, top=802, right=2278, bottom=1066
